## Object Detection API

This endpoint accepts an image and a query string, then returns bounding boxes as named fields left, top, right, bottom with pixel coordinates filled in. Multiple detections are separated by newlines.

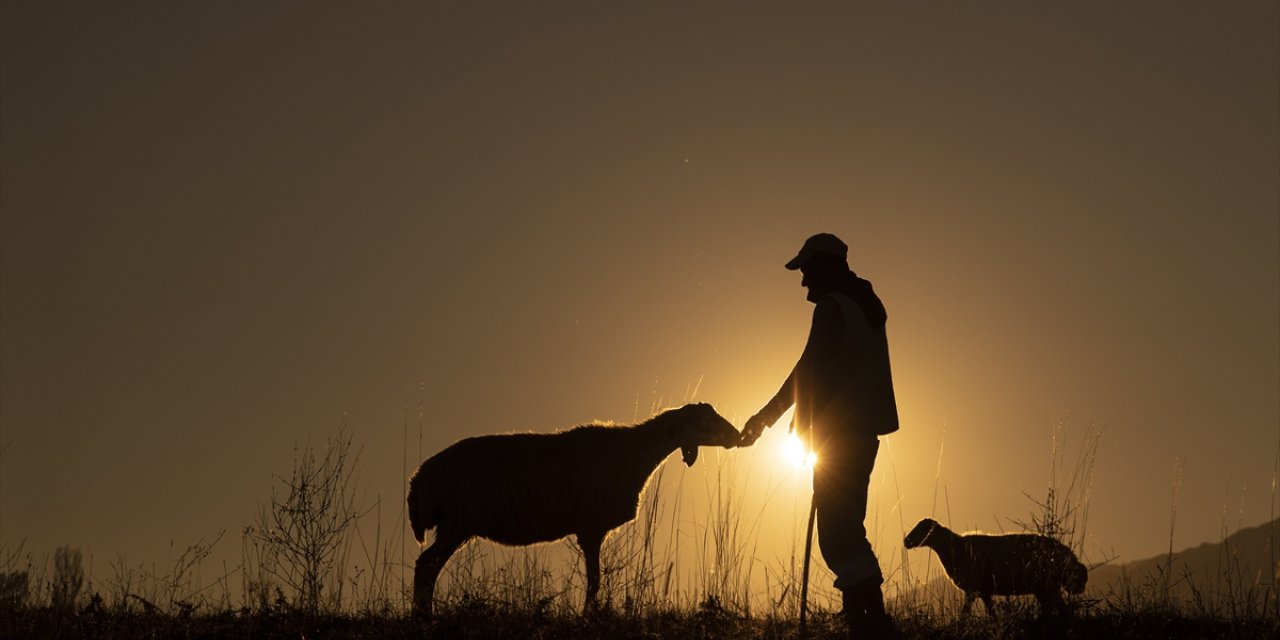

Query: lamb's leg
left=961, top=592, right=976, bottom=615
left=412, top=533, right=468, bottom=618
left=1035, top=589, right=1065, bottom=617
left=577, top=531, right=605, bottom=612
left=980, top=594, right=995, bottom=616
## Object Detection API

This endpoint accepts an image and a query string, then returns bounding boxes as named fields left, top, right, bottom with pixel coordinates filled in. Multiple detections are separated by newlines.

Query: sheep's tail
left=1065, top=558, right=1088, bottom=594
left=407, top=465, right=438, bottom=544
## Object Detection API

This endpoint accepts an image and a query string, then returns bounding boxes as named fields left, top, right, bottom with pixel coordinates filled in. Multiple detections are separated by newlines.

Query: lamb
left=903, top=517, right=1087, bottom=616
left=407, top=402, right=741, bottom=616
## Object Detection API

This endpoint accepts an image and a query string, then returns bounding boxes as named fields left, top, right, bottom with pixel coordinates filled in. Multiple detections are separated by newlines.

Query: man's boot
left=842, top=584, right=900, bottom=640
left=841, top=587, right=868, bottom=636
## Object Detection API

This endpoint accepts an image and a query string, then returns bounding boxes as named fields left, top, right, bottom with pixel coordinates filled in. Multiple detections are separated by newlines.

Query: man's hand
left=739, top=414, right=771, bottom=447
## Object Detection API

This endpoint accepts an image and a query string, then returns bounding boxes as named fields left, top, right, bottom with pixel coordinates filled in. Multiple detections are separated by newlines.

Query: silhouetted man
left=740, top=233, right=899, bottom=639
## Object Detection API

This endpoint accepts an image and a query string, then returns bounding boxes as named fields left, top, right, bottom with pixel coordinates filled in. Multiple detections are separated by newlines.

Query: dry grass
left=2, top=421, right=1277, bottom=639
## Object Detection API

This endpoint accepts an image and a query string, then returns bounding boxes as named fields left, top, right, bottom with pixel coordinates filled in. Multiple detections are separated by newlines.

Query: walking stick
left=799, top=489, right=817, bottom=636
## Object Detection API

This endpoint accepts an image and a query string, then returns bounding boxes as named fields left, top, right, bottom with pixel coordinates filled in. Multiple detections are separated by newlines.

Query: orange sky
left=2, top=2, right=1277, bottom=595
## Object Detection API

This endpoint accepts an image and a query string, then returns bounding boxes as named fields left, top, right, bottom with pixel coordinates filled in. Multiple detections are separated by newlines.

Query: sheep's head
left=1064, top=560, right=1088, bottom=594
left=903, top=518, right=941, bottom=549
left=667, top=403, right=740, bottom=466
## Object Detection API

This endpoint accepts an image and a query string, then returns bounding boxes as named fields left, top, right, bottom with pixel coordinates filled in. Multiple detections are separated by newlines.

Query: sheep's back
left=949, top=534, right=1083, bottom=595
left=419, top=429, right=660, bottom=546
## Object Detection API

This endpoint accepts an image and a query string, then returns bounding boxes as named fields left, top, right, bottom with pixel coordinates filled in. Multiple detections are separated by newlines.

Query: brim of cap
left=784, top=253, right=809, bottom=270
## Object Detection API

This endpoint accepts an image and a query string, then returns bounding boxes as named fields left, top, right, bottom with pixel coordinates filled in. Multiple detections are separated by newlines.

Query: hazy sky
left=2, top=1, right=1277, bottom=589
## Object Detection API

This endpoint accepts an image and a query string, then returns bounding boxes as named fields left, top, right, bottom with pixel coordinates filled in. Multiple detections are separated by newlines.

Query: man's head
left=786, top=233, right=849, bottom=300
left=785, top=233, right=848, bottom=271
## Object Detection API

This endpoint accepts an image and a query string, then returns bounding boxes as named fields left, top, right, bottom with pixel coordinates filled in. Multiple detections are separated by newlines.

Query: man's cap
left=785, top=233, right=848, bottom=270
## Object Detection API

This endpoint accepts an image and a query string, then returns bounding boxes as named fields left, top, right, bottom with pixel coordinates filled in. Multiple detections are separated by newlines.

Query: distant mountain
left=1087, top=518, right=1278, bottom=613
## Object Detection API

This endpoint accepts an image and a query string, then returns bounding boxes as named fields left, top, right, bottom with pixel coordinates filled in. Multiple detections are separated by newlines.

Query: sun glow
left=782, top=431, right=818, bottom=468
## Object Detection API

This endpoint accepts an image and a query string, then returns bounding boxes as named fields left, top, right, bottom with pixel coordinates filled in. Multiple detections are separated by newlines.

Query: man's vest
left=819, top=291, right=900, bottom=436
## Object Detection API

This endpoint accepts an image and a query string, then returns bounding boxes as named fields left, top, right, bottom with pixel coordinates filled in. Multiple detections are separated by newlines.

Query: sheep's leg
left=961, top=592, right=976, bottom=615
left=980, top=594, right=995, bottom=616
left=577, top=531, right=605, bottom=613
left=412, top=533, right=468, bottom=618
left=1035, top=589, right=1065, bottom=617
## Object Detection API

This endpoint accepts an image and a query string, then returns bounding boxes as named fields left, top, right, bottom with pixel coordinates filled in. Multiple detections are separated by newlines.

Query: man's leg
left=814, top=435, right=897, bottom=638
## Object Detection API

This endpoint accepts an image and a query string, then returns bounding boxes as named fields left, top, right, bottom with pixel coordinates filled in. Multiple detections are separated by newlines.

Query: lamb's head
left=904, top=518, right=942, bottom=549
left=665, top=403, right=740, bottom=466
left=1064, top=558, right=1088, bottom=594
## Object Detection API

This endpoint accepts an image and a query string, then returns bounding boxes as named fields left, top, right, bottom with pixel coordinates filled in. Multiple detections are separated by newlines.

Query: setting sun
left=782, top=431, right=818, bottom=468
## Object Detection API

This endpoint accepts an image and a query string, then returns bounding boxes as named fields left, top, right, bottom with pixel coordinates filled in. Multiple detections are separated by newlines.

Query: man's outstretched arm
left=740, top=373, right=794, bottom=445
left=740, top=299, right=843, bottom=446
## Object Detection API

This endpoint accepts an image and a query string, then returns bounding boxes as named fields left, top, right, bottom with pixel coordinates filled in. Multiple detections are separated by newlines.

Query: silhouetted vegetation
left=49, top=546, right=83, bottom=612
left=2, top=591, right=1276, bottom=639
left=244, top=427, right=364, bottom=614
left=2, top=425, right=1276, bottom=638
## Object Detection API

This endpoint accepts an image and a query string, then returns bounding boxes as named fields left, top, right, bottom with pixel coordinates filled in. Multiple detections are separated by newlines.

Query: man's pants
left=813, top=434, right=882, bottom=592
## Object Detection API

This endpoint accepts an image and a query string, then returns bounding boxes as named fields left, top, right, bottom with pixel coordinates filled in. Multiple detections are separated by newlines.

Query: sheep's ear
left=681, top=445, right=699, bottom=466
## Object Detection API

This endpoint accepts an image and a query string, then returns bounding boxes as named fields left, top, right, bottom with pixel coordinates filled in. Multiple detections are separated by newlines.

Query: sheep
left=903, top=517, right=1087, bottom=616
left=407, top=402, right=741, bottom=616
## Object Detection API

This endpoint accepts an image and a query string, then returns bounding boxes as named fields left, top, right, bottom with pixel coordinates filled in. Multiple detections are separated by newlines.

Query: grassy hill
left=1086, top=517, right=1278, bottom=618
